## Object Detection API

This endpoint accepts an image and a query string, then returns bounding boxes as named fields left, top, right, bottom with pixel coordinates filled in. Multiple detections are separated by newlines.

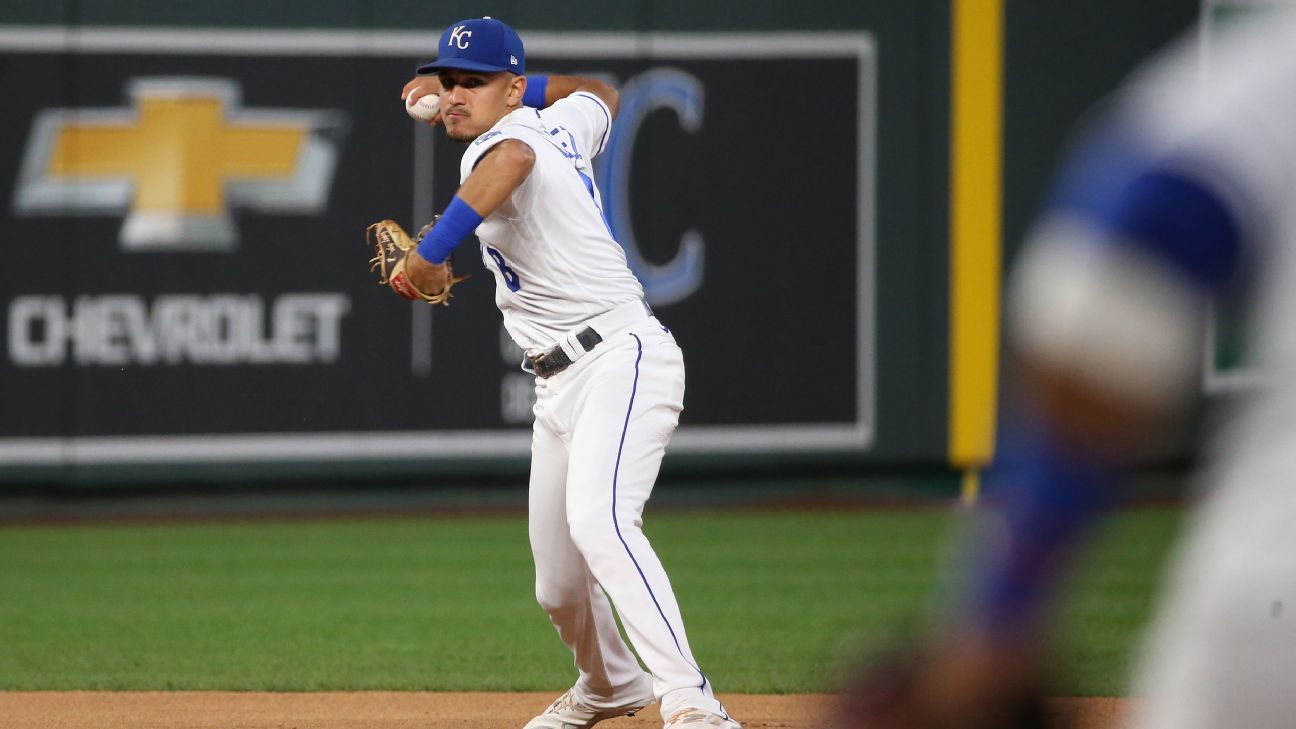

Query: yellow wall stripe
left=949, top=0, right=1003, bottom=469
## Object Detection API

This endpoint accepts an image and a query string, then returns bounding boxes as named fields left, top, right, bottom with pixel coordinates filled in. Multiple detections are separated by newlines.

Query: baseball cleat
left=522, top=685, right=656, bottom=729
left=662, top=709, right=742, bottom=729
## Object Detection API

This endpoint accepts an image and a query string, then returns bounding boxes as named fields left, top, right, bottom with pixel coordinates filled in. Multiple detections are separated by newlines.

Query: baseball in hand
left=405, top=92, right=441, bottom=123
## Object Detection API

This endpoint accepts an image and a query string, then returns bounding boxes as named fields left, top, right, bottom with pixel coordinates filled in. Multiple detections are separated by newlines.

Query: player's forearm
left=527, top=74, right=620, bottom=116
left=959, top=129, right=1250, bottom=642
left=411, top=139, right=535, bottom=271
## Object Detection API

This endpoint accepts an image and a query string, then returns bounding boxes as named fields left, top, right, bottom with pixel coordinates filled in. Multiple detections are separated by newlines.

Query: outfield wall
left=0, top=1, right=1196, bottom=484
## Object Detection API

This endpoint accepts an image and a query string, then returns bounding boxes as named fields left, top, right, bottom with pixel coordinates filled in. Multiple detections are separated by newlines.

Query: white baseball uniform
left=457, top=91, right=730, bottom=722
left=1124, top=15, right=1296, bottom=729
left=1011, top=11, right=1296, bottom=729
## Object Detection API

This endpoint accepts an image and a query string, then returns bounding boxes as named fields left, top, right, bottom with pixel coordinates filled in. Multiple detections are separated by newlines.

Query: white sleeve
left=1125, top=11, right=1296, bottom=233
left=539, top=91, right=613, bottom=159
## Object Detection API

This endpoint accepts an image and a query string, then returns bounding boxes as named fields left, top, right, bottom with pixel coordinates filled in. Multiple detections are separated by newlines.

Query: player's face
left=437, top=70, right=523, bottom=142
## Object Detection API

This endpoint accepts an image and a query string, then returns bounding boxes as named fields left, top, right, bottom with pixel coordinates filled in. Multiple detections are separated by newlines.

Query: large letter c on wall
left=595, top=68, right=705, bottom=306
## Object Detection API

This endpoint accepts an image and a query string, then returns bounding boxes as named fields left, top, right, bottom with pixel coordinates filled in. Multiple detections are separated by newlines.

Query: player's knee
left=534, top=583, right=568, bottom=615
left=567, top=510, right=642, bottom=561
left=534, top=573, right=583, bottom=615
left=567, top=514, right=619, bottom=557
left=568, top=527, right=616, bottom=560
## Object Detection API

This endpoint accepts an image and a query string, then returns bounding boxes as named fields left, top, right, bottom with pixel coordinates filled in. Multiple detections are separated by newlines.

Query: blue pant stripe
left=612, top=333, right=709, bottom=693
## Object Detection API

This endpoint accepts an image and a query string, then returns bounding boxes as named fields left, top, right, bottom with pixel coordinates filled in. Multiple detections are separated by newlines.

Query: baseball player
left=848, top=9, right=1296, bottom=729
left=389, top=17, right=739, bottom=729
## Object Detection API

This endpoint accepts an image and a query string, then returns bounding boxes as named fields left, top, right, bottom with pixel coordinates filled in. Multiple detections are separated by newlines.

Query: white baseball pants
left=1128, top=457, right=1296, bottom=729
left=527, top=316, right=726, bottom=721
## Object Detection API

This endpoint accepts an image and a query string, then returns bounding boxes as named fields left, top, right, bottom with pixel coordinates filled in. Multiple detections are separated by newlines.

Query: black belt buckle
left=530, top=327, right=603, bottom=379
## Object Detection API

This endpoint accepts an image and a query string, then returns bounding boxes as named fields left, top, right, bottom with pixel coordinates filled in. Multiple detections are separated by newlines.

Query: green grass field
left=0, top=508, right=1180, bottom=695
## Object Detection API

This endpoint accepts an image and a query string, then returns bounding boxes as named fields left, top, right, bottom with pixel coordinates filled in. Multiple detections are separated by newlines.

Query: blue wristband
left=967, top=417, right=1118, bottom=639
left=523, top=74, right=549, bottom=109
left=417, top=196, right=484, bottom=264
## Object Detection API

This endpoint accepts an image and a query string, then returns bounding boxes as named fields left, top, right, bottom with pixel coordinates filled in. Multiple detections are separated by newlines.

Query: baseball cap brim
left=417, top=58, right=515, bottom=75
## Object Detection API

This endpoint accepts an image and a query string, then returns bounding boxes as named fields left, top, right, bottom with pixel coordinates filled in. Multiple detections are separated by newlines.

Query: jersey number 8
left=485, top=245, right=521, bottom=292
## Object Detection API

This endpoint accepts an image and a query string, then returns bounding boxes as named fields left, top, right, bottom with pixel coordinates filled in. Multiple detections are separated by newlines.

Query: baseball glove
left=367, top=218, right=468, bottom=305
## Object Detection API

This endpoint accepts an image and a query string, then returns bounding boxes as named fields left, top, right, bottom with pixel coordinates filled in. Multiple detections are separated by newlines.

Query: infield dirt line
left=0, top=692, right=1128, bottom=729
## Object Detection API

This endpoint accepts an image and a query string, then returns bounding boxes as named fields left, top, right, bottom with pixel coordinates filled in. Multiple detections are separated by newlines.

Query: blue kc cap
left=417, top=17, right=525, bottom=76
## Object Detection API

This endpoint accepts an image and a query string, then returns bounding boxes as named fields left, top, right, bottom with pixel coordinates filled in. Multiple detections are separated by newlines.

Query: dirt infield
left=0, top=692, right=1127, bottom=728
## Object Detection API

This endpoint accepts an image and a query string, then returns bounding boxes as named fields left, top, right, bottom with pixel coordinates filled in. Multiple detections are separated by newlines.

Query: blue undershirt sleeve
left=523, top=74, right=549, bottom=109
left=1048, top=126, right=1247, bottom=290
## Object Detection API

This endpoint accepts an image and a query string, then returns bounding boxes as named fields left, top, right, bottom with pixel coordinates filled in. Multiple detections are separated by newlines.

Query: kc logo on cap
left=449, top=25, right=472, bottom=49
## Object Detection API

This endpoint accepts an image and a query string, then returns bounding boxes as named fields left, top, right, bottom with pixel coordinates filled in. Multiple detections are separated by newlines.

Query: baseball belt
left=528, top=300, right=654, bottom=379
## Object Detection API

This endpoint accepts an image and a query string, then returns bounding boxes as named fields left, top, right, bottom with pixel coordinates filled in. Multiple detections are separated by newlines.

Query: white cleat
left=662, top=709, right=742, bottom=729
left=523, top=686, right=656, bottom=729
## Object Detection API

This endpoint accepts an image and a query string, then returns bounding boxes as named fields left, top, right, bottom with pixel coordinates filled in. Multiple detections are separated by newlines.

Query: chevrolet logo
left=13, top=77, right=347, bottom=251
